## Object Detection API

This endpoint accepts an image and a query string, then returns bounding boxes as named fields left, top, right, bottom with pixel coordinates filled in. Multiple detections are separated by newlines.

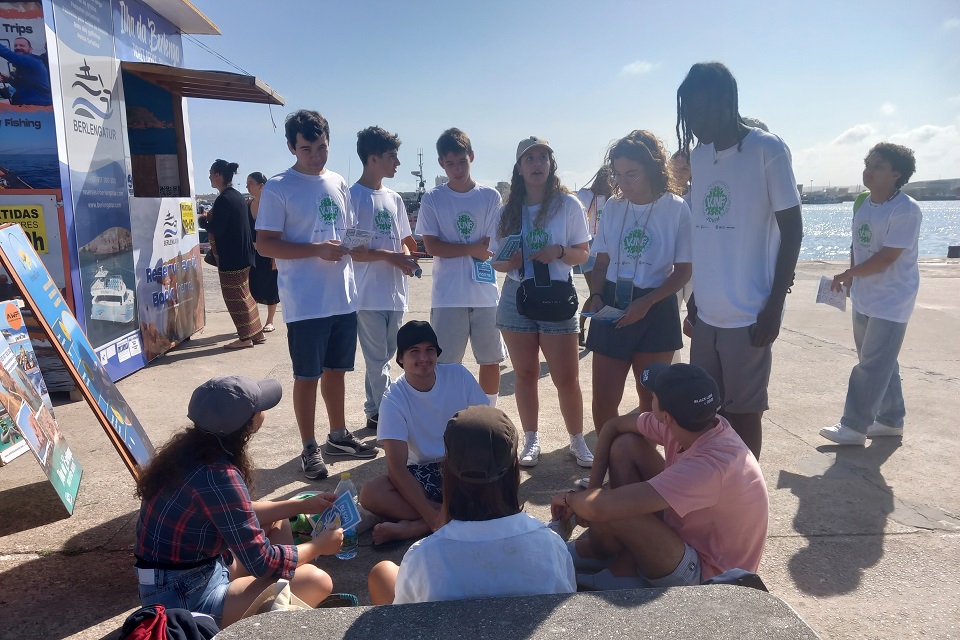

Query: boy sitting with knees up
left=358, top=321, right=488, bottom=544
left=552, top=363, right=768, bottom=590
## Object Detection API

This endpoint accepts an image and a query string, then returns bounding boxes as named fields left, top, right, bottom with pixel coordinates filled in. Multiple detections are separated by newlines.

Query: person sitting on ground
left=367, top=405, right=575, bottom=603
left=134, top=376, right=343, bottom=629
left=358, top=320, right=489, bottom=545
left=552, top=362, right=768, bottom=590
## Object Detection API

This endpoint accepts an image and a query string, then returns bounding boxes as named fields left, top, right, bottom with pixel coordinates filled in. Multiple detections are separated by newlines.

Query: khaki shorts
left=690, top=320, right=771, bottom=413
left=430, top=306, right=506, bottom=365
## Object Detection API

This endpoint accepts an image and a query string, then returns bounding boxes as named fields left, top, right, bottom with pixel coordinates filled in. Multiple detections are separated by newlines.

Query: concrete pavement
left=1, top=258, right=958, bottom=639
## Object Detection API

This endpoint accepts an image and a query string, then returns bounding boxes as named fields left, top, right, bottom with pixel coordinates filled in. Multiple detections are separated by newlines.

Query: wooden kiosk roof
left=121, top=62, right=285, bottom=105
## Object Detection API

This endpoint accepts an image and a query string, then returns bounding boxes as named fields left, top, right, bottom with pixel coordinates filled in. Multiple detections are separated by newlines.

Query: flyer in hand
left=494, top=234, right=522, bottom=262
left=816, top=276, right=847, bottom=311
left=342, top=229, right=374, bottom=250
left=311, top=491, right=362, bottom=538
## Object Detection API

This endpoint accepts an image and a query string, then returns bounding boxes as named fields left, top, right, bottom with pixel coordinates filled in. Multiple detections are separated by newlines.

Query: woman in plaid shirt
left=134, top=376, right=344, bottom=628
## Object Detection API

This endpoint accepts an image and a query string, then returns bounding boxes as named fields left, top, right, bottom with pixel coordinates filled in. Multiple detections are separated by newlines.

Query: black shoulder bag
left=515, top=208, right=578, bottom=322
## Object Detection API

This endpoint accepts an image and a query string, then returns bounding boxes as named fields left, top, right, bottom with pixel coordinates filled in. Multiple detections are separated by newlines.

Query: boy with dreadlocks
left=676, top=62, right=803, bottom=459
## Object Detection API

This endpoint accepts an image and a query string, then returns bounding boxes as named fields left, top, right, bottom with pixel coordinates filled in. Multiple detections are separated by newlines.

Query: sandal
left=263, top=323, right=276, bottom=333
left=224, top=339, right=253, bottom=350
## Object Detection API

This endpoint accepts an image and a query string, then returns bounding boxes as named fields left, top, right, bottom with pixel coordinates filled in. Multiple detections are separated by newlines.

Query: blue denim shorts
left=496, top=278, right=579, bottom=335
left=136, top=557, right=230, bottom=623
left=287, top=312, right=358, bottom=380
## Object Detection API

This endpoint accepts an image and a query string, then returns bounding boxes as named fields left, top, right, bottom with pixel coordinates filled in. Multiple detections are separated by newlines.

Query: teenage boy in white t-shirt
left=676, top=62, right=804, bottom=460
left=358, top=321, right=489, bottom=545
left=351, top=126, right=419, bottom=432
left=256, top=110, right=378, bottom=481
left=552, top=363, right=768, bottom=590
left=416, top=128, right=505, bottom=407
left=820, top=143, right=921, bottom=446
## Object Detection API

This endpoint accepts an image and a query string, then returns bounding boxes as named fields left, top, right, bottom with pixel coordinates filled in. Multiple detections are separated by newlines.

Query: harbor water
left=800, top=200, right=960, bottom=261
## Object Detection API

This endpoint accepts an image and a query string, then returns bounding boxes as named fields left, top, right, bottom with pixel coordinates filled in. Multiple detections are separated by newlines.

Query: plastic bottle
left=334, top=472, right=359, bottom=560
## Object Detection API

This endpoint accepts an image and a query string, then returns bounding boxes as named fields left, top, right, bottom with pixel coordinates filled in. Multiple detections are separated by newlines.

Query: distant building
left=435, top=176, right=449, bottom=187
left=902, top=178, right=960, bottom=200
left=496, top=181, right=510, bottom=202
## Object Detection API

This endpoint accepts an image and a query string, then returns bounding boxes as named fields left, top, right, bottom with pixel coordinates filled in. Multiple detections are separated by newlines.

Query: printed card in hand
left=816, top=276, right=846, bottom=311
left=494, top=234, right=522, bottom=262
left=312, top=490, right=362, bottom=537
left=592, top=306, right=627, bottom=322
left=472, top=257, right=496, bottom=283
left=342, top=229, right=374, bottom=250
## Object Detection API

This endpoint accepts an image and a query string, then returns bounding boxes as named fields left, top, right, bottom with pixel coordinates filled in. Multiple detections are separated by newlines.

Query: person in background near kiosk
left=820, top=143, right=920, bottom=446
left=0, top=37, right=52, bottom=107
left=246, top=172, right=280, bottom=333
left=575, top=166, right=613, bottom=348
left=676, top=62, right=803, bottom=460
left=205, top=159, right=265, bottom=350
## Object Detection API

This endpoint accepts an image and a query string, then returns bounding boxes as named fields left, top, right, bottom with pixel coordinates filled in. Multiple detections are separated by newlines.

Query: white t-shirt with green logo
left=256, top=167, right=358, bottom=322
left=493, top=193, right=591, bottom=283
left=591, top=192, right=692, bottom=288
left=416, top=184, right=502, bottom=308
left=689, top=128, right=801, bottom=328
left=350, top=183, right=413, bottom=312
left=851, top=191, right=922, bottom=323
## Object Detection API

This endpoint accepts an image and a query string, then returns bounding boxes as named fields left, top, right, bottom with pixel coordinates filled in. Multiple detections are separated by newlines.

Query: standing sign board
left=0, top=223, right=153, bottom=476
left=0, top=328, right=80, bottom=512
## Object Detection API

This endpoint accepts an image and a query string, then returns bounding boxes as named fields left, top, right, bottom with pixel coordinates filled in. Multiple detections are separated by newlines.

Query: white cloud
left=879, top=103, right=896, bottom=116
left=948, top=95, right=960, bottom=106
left=620, top=60, right=659, bottom=76
left=943, top=17, right=960, bottom=29
left=831, top=124, right=876, bottom=146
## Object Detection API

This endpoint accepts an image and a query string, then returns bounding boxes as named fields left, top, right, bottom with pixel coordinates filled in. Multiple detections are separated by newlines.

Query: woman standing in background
left=246, top=172, right=279, bottom=332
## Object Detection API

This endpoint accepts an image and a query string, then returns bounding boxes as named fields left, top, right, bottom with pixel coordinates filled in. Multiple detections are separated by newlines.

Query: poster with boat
left=0, top=223, right=153, bottom=477
left=130, top=198, right=205, bottom=362
left=0, top=2, right=59, bottom=191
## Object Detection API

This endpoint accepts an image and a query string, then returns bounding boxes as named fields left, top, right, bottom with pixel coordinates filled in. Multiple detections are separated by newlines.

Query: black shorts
left=586, top=283, right=683, bottom=359
left=407, top=462, right=443, bottom=503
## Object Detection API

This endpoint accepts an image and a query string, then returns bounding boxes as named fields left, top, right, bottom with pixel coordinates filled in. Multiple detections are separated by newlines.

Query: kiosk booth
left=0, top=0, right=283, bottom=381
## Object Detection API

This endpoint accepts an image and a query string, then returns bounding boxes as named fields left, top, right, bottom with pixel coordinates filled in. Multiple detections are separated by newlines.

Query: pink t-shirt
left=637, top=412, right=768, bottom=579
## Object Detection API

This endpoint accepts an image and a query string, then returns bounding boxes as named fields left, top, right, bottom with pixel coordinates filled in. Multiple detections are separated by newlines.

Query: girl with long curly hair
left=134, top=376, right=343, bottom=629
left=585, top=130, right=692, bottom=439
left=491, top=137, right=593, bottom=469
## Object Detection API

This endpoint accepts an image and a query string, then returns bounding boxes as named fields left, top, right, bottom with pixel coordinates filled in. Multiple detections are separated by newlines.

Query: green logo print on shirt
left=857, top=223, right=872, bottom=246
left=527, top=228, right=549, bottom=251
left=375, top=209, right=392, bottom=234
left=456, top=213, right=476, bottom=239
left=622, top=227, right=650, bottom=258
left=703, top=183, right=730, bottom=223
left=317, top=197, right=341, bottom=225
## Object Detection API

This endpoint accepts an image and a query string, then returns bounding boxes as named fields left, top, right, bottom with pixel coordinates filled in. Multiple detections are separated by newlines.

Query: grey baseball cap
left=188, top=375, right=282, bottom=435
left=516, top=136, right=553, bottom=161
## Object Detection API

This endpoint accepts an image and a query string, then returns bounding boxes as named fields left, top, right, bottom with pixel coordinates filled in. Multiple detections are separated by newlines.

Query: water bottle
left=334, top=472, right=358, bottom=560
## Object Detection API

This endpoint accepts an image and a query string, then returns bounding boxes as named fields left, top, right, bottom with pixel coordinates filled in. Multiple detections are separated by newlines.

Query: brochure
left=342, top=229, right=374, bottom=250
left=312, top=490, right=363, bottom=538
left=472, top=257, right=496, bottom=284
left=816, top=276, right=847, bottom=311
left=494, top=234, right=522, bottom=262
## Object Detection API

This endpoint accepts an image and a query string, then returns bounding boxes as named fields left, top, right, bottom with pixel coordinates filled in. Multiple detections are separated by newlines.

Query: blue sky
left=182, top=0, right=960, bottom=193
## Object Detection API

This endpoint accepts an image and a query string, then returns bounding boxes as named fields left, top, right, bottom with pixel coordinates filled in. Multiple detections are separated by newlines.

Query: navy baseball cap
left=640, top=363, right=721, bottom=430
left=396, top=320, right=442, bottom=365
left=188, top=376, right=282, bottom=436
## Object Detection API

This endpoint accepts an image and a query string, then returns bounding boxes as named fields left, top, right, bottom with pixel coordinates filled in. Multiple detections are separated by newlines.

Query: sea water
left=800, top=201, right=960, bottom=261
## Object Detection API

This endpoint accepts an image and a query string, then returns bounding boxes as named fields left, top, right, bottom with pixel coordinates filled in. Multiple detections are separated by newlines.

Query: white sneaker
left=569, top=435, right=594, bottom=468
left=867, top=421, right=904, bottom=438
left=819, top=423, right=866, bottom=446
left=520, top=434, right=540, bottom=467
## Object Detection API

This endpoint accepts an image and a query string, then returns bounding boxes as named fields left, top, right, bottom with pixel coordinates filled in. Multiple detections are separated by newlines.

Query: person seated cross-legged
left=358, top=321, right=488, bottom=544
left=552, top=363, right=769, bottom=590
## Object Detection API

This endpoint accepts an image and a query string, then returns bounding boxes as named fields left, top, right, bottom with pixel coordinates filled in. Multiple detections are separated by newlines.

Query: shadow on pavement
left=2, top=512, right=140, bottom=640
left=778, top=437, right=900, bottom=596
left=0, top=480, right=71, bottom=536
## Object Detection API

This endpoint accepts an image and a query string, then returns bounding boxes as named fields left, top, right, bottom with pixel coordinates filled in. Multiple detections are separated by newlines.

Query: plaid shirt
left=135, top=462, right=298, bottom=580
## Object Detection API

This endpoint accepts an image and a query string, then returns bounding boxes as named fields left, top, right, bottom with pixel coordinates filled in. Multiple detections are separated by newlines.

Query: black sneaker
left=325, top=430, right=378, bottom=459
left=365, top=413, right=379, bottom=431
left=301, top=445, right=329, bottom=480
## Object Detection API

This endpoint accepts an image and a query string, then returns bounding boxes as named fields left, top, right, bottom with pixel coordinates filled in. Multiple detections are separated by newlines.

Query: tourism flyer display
left=0, top=402, right=27, bottom=465
left=0, top=223, right=154, bottom=476
left=0, top=299, right=54, bottom=413
left=0, top=329, right=80, bottom=512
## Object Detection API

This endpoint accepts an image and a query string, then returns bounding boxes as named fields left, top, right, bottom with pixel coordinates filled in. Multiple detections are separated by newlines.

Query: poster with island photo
left=0, top=223, right=153, bottom=478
